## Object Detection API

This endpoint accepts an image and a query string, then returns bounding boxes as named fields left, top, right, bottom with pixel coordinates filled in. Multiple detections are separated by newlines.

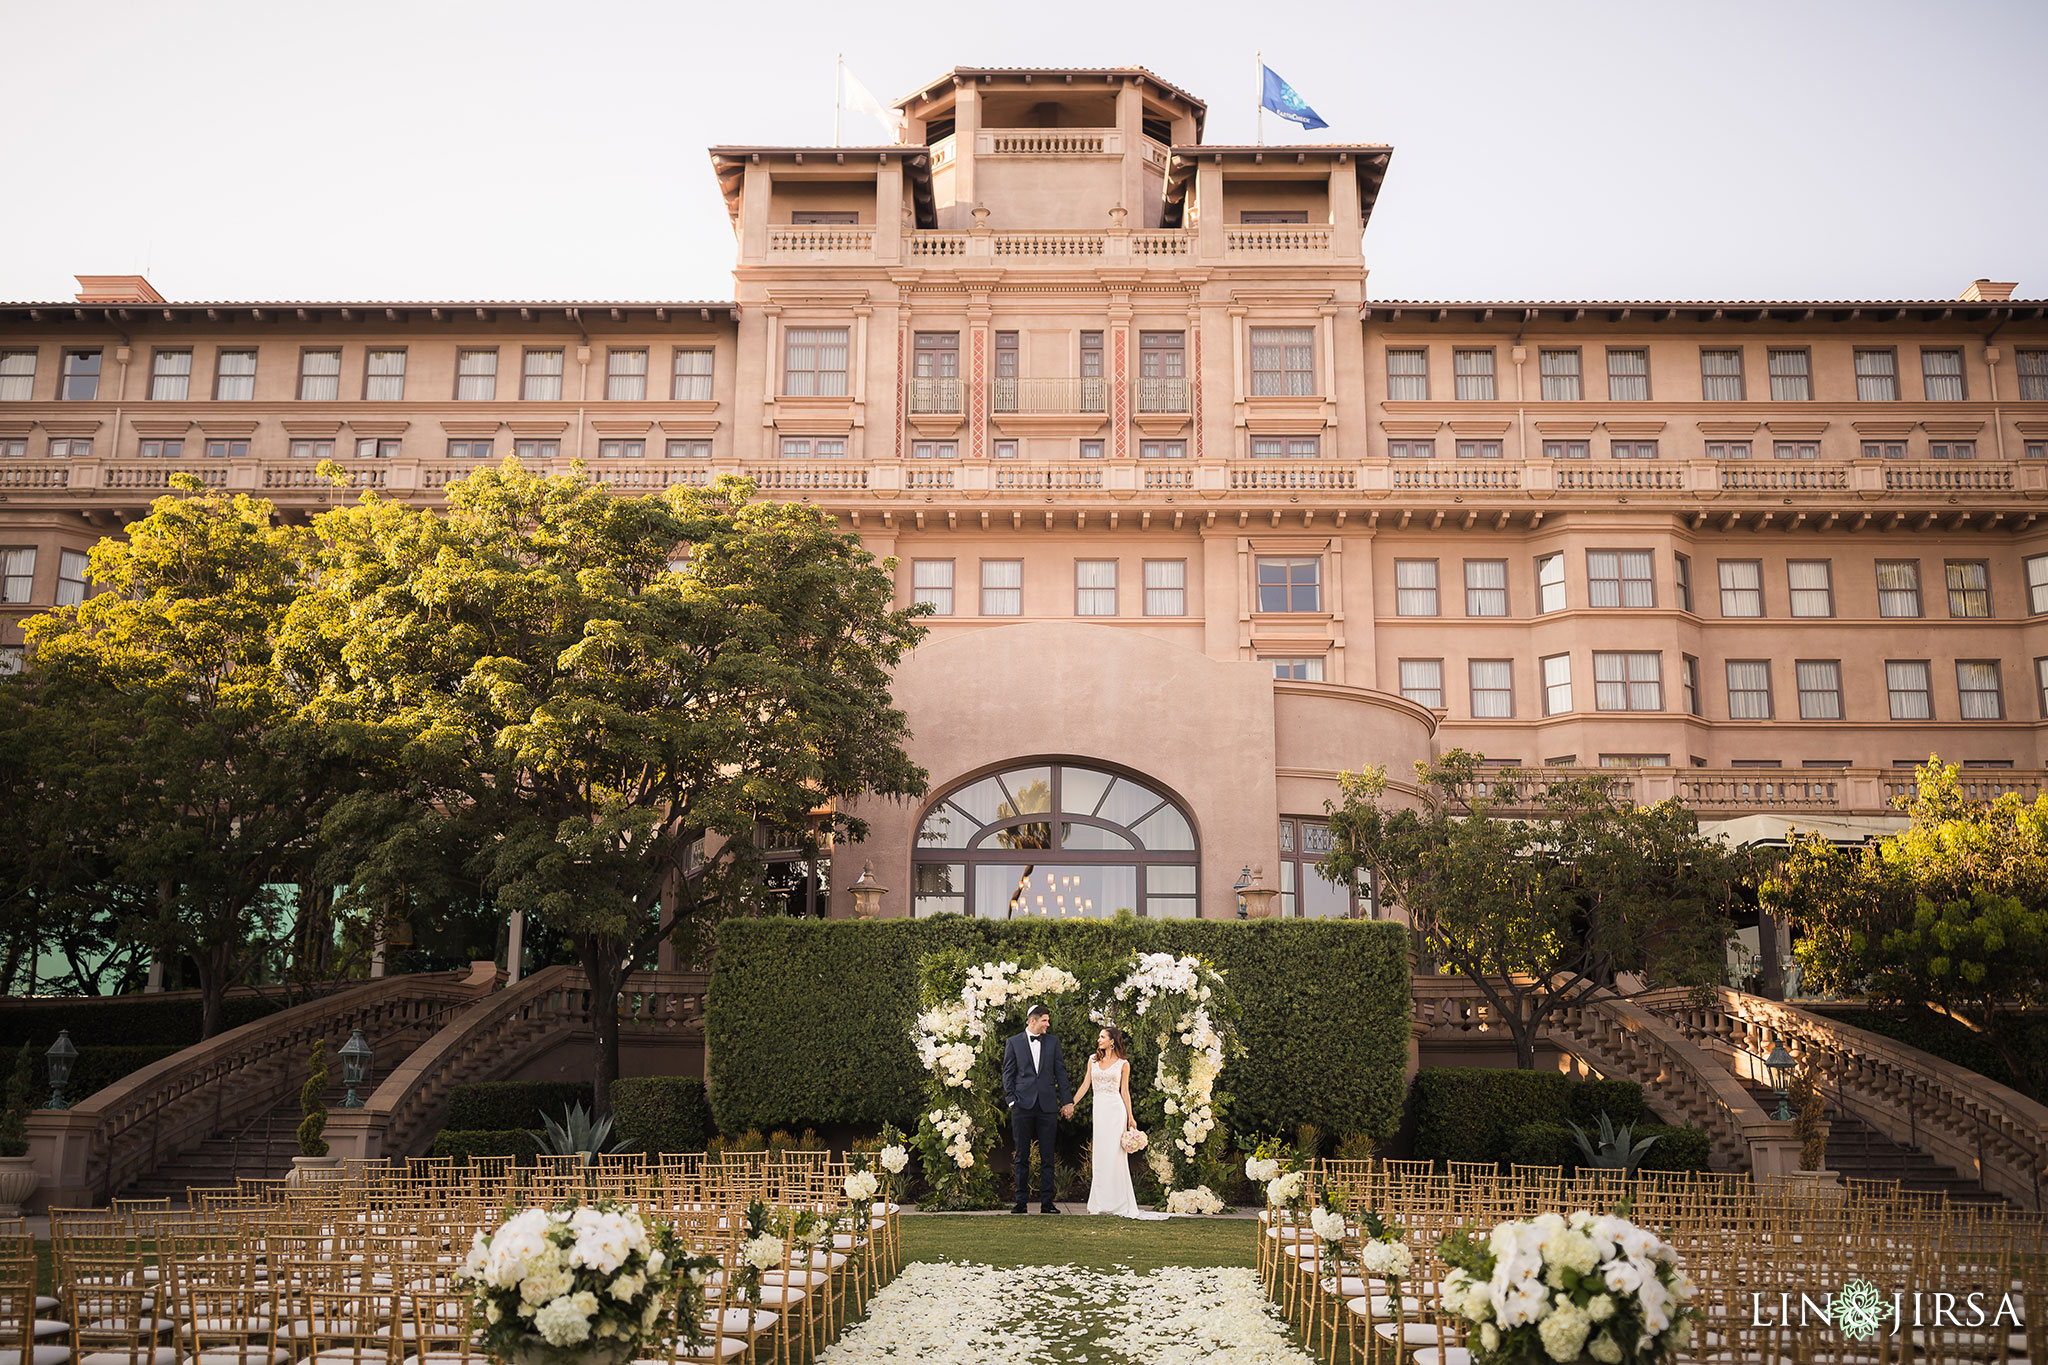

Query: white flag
left=838, top=62, right=903, bottom=142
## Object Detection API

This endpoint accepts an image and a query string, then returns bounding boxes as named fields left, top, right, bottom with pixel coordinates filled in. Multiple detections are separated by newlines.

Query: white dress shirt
left=1027, top=1033, right=1043, bottom=1072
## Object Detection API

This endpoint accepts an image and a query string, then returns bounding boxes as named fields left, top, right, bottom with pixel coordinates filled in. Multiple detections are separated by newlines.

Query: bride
left=1068, top=1026, right=1168, bottom=1219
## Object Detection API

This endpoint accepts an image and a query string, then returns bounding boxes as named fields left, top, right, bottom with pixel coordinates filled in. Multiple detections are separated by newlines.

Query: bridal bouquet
left=1118, top=1128, right=1149, bottom=1154
left=457, top=1203, right=715, bottom=1365
left=1438, top=1210, right=1696, bottom=1365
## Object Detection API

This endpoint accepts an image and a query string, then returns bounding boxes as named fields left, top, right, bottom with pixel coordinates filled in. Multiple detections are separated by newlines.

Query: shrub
left=431, top=1129, right=541, bottom=1166
left=66, top=1046, right=185, bottom=1100
left=609, top=1077, right=712, bottom=1154
left=297, top=1040, right=329, bottom=1158
left=1568, top=1080, right=1647, bottom=1129
left=0, top=994, right=289, bottom=1049
left=0, top=1044, right=34, bottom=1158
left=1410, top=1068, right=1572, bottom=1165
left=706, top=918, right=1410, bottom=1140
left=444, top=1081, right=594, bottom=1131
left=1507, top=1122, right=1575, bottom=1170
left=1635, top=1125, right=1712, bottom=1172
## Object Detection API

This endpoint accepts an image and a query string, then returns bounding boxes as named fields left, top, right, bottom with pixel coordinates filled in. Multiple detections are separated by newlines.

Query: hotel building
left=3, top=66, right=2047, bottom=929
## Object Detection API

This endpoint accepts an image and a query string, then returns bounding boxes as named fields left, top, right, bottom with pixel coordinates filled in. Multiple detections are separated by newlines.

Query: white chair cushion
left=1320, top=1276, right=1369, bottom=1297
left=1368, top=1294, right=1425, bottom=1317
left=33, top=1300, right=57, bottom=1316
left=0, top=1346, right=74, bottom=1365
left=193, top=1348, right=295, bottom=1365
left=680, top=1338, right=748, bottom=1362
left=704, top=1308, right=776, bottom=1335
left=1373, top=1321, right=1443, bottom=1345
left=30, top=1321, right=66, bottom=1341
left=82, top=1352, right=181, bottom=1365
left=1413, top=1349, right=1473, bottom=1365
left=761, top=1270, right=827, bottom=1289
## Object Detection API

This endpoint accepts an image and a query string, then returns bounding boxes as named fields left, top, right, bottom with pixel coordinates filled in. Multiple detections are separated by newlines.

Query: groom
left=1001, top=1003, right=1071, bottom=1214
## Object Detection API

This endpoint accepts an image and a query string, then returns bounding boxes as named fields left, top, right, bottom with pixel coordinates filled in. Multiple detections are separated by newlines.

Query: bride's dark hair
left=1095, top=1025, right=1130, bottom=1061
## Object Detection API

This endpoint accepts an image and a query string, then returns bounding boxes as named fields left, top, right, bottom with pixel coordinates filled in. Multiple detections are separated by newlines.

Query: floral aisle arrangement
left=457, top=1203, right=716, bottom=1365
left=1438, top=1210, right=1697, bottom=1365
left=1097, top=951, right=1240, bottom=1212
left=735, top=1200, right=786, bottom=1311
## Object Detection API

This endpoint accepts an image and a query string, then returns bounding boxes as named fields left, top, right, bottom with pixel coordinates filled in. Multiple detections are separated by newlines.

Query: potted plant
left=289, top=1038, right=343, bottom=1183
left=1787, top=1060, right=1840, bottom=1191
left=0, top=1044, right=42, bottom=1215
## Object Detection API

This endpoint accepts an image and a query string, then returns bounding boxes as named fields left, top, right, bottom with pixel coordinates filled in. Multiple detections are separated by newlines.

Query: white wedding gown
left=1085, top=1060, right=1168, bottom=1219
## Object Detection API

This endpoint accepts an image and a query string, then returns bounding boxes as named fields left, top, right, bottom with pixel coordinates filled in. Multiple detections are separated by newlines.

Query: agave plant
left=533, top=1102, right=635, bottom=1165
left=1568, top=1111, right=1659, bottom=1175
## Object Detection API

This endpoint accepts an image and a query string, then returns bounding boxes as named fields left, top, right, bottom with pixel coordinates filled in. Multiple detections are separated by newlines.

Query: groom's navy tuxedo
left=1001, top=1028, right=1070, bottom=1208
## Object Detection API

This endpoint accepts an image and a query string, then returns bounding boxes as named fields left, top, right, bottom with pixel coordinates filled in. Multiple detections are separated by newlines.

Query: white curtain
left=1607, top=348, right=1648, bottom=400
left=1395, top=559, right=1438, bottom=616
left=1876, top=560, right=1920, bottom=617
left=1470, top=660, right=1513, bottom=717
left=1957, top=661, right=2002, bottom=719
left=365, top=349, right=405, bottom=400
left=1922, top=349, right=1964, bottom=401
left=1788, top=560, right=1832, bottom=617
left=0, top=351, right=33, bottom=402
left=1543, top=654, right=1572, bottom=714
left=1797, top=661, right=1842, bottom=719
left=1144, top=560, right=1184, bottom=617
left=1453, top=348, right=1496, bottom=400
left=1700, top=349, right=1744, bottom=401
left=1769, top=348, right=1812, bottom=401
left=1398, top=659, right=1443, bottom=707
left=1718, top=560, right=1762, bottom=616
left=673, top=349, right=713, bottom=401
left=1538, top=554, right=1566, bottom=612
left=1465, top=559, right=1507, bottom=616
left=1886, top=661, right=1931, bottom=719
left=1540, top=348, right=1581, bottom=400
left=1726, top=661, right=1772, bottom=718
left=1386, top=348, right=1428, bottom=400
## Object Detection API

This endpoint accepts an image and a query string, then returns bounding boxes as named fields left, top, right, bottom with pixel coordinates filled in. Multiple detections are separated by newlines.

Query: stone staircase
left=1736, top=1083, right=2009, bottom=1204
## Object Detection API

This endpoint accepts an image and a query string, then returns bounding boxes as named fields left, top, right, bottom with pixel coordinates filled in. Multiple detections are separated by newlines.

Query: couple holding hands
left=1001, top=1002, right=1166, bottom=1220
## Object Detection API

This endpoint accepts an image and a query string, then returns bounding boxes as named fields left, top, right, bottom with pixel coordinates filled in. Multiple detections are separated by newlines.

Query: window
left=911, top=332, right=960, bottom=412
left=1251, top=437, right=1322, bottom=458
left=1394, top=560, right=1439, bottom=616
left=1389, top=439, right=1435, bottom=459
left=1265, top=657, right=1327, bottom=681
left=1139, top=440, right=1186, bottom=459
left=1256, top=557, right=1321, bottom=613
left=522, top=349, right=564, bottom=400
left=1674, top=553, right=1693, bottom=612
left=1798, top=661, right=1843, bottom=720
left=1921, top=348, right=1965, bottom=401
left=1453, top=348, right=1497, bottom=401
left=2038, top=658, right=2048, bottom=718
left=1587, top=550, right=1653, bottom=608
left=1606, top=348, right=1649, bottom=401
left=1143, top=560, right=1185, bottom=617
left=1855, top=348, right=1899, bottom=401
left=1080, top=331, right=1105, bottom=410
left=666, top=439, right=710, bottom=461
left=1538, top=348, right=1582, bottom=401
left=1600, top=754, right=1671, bottom=768
left=1928, top=441, right=1976, bottom=460
left=289, top=439, right=333, bottom=460
left=1957, top=661, right=2003, bottom=719
left=1070, top=441, right=1096, bottom=460
left=1593, top=651, right=1662, bottom=711
left=777, top=436, right=846, bottom=458
left=912, top=560, right=954, bottom=615
left=1877, top=560, right=1922, bottom=617
left=1610, top=440, right=1660, bottom=460
left=1541, top=654, right=1572, bottom=715
left=0, top=549, right=34, bottom=603
left=597, top=439, right=644, bottom=459
left=1250, top=327, right=1316, bottom=396
left=1470, top=660, right=1514, bottom=718
left=0, top=440, right=20, bottom=458
left=214, top=349, right=257, bottom=400
left=1706, top=442, right=1751, bottom=460
left=0, top=351, right=34, bottom=401
left=451, top=348, right=496, bottom=400
left=1862, top=440, right=1907, bottom=460
left=1945, top=561, right=1991, bottom=618
left=1076, top=561, right=1117, bottom=616
left=790, top=210, right=857, bottom=225
left=1536, top=553, right=1565, bottom=613
left=1887, top=660, right=1932, bottom=719
left=147, top=349, right=191, bottom=400
left=992, top=332, right=1018, bottom=412
left=1398, top=659, right=1445, bottom=709
left=1463, top=559, right=1507, bottom=616
left=605, top=349, right=647, bottom=401
left=56, top=549, right=88, bottom=608
left=1768, top=348, right=1813, bottom=401
left=1682, top=654, right=1701, bottom=716
left=446, top=439, right=493, bottom=459
left=204, top=440, right=249, bottom=459
left=137, top=438, right=184, bottom=458
left=784, top=327, right=849, bottom=396
left=298, top=349, right=340, bottom=401
left=910, top=441, right=958, bottom=459
left=1386, top=348, right=1428, bottom=400
left=1772, top=441, right=1820, bottom=460
left=672, top=349, right=713, bottom=401
left=2028, top=555, right=2048, bottom=614
left=1700, top=348, right=1745, bottom=401
left=2027, top=442, right=2046, bottom=459
left=1455, top=440, right=1503, bottom=459
left=1726, top=660, right=1773, bottom=719
left=363, top=349, right=405, bottom=400
left=1138, top=331, right=1186, bottom=410
left=355, top=437, right=400, bottom=459
left=2018, top=350, right=2048, bottom=401
left=981, top=560, right=1022, bottom=616
left=1542, top=440, right=1590, bottom=459
left=1240, top=210, right=1309, bottom=224
left=513, top=439, right=560, bottom=461
left=60, top=350, right=101, bottom=401
left=1718, top=560, right=1764, bottom=617
left=1788, top=561, right=1833, bottom=617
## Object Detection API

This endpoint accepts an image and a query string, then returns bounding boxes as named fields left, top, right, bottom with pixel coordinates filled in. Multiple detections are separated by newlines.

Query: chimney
left=74, top=274, right=165, bottom=304
left=1959, top=279, right=2016, bottom=302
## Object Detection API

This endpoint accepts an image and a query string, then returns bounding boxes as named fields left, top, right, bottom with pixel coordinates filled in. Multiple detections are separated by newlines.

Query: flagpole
left=1255, top=51, right=1264, bottom=146
left=834, top=54, right=842, bottom=147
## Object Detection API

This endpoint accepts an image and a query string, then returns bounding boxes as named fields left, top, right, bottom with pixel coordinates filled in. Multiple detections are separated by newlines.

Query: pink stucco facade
left=3, top=66, right=2046, bottom=920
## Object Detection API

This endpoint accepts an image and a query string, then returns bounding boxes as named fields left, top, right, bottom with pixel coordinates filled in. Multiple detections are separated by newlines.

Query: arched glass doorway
left=912, top=762, right=1199, bottom=919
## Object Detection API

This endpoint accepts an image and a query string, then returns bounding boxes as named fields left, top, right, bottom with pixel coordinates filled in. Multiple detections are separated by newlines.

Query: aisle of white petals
left=817, top=1261, right=1315, bottom=1365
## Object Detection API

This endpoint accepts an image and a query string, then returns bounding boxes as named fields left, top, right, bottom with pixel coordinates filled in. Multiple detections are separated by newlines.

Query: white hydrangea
left=1538, top=1300, right=1591, bottom=1362
left=741, top=1234, right=785, bottom=1272
left=532, top=1291, right=598, bottom=1347
left=879, top=1145, right=908, bottom=1175
left=1164, top=1185, right=1224, bottom=1215
left=518, top=1254, right=572, bottom=1306
left=1309, top=1207, right=1346, bottom=1243
left=844, top=1169, right=880, bottom=1202
left=608, top=1271, right=645, bottom=1303
left=1358, top=1239, right=1414, bottom=1278
left=1244, top=1156, right=1279, bottom=1183
left=1266, top=1171, right=1305, bottom=1207
left=1588, top=1333, right=1623, bottom=1365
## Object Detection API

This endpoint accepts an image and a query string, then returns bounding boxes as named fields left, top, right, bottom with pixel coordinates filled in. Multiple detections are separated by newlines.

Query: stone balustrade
left=1454, top=765, right=2048, bottom=818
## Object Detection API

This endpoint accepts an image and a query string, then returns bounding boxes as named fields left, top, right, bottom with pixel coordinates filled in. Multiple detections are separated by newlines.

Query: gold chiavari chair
left=0, top=1231, right=65, bottom=1365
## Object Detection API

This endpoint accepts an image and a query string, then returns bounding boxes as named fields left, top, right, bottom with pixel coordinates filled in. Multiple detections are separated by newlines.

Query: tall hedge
left=1411, top=1067, right=1573, bottom=1164
left=0, top=994, right=289, bottom=1048
left=706, top=917, right=1410, bottom=1142
left=444, top=1081, right=595, bottom=1130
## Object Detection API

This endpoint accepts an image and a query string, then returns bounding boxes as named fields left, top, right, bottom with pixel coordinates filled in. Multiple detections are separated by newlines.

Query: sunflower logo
left=1832, top=1278, right=1893, bottom=1342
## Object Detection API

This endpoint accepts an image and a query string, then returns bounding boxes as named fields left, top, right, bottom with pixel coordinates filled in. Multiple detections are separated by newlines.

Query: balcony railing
left=1556, top=464, right=1685, bottom=492
left=985, top=130, right=1110, bottom=155
left=0, top=463, right=69, bottom=488
left=745, top=464, right=870, bottom=492
left=993, top=377, right=1107, bottom=414
left=1136, top=377, right=1189, bottom=412
left=1393, top=465, right=1523, bottom=491
left=104, top=464, right=228, bottom=489
left=1883, top=461, right=2014, bottom=492
left=1230, top=464, right=1356, bottom=491
left=995, top=463, right=1105, bottom=491
left=1456, top=765, right=2048, bottom=818
left=908, top=376, right=962, bottom=413
left=1225, top=224, right=1331, bottom=254
left=766, top=225, right=875, bottom=256
left=1720, top=464, right=1849, bottom=492
left=264, top=463, right=385, bottom=489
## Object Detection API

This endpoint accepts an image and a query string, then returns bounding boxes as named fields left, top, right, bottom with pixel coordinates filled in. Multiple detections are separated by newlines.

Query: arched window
left=912, top=762, right=1198, bottom=919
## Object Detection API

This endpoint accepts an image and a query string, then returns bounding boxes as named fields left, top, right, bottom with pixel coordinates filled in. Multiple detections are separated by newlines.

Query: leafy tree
left=1318, top=750, right=1743, bottom=1069
left=1876, top=891, right=2046, bottom=1100
left=281, top=463, right=928, bottom=1113
left=19, top=476, right=322, bottom=1034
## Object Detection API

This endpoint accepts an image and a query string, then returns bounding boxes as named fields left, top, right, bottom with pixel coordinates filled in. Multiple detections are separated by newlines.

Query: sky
left=2, top=0, right=2043, bottom=306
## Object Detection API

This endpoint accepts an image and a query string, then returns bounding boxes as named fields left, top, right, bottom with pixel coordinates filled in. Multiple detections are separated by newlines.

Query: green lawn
left=900, top=1213, right=1257, bottom=1272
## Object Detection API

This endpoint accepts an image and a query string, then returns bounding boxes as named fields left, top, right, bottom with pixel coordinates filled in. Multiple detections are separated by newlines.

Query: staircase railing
left=26, top=966, right=495, bottom=1207
left=328, top=966, right=710, bottom=1161
left=1639, top=986, right=2048, bottom=1210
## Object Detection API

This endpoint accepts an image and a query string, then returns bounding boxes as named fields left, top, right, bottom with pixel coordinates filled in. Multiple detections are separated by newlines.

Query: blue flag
left=1260, top=65, right=1328, bottom=131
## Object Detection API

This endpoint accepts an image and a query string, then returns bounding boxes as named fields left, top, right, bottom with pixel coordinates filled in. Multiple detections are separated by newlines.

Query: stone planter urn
left=0, top=1155, right=40, bottom=1216
left=287, top=1154, right=344, bottom=1185
left=500, top=1341, right=635, bottom=1365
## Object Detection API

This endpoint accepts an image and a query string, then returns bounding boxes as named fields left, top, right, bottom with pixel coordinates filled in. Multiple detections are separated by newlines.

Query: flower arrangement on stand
left=1438, top=1210, right=1697, bottom=1365
left=1097, top=951, right=1239, bottom=1213
left=735, top=1199, right=786, bottom=1317
left=456, top=1203, right=717, bottom=1365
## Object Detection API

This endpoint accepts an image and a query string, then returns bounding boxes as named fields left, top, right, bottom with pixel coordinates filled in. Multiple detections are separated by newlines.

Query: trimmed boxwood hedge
left=1635, top=1124, right=1712, bottom=1172
left=706, top=917, right=1411, bottom=1141
left=430, top=1129, right=541, bottom=1165
left=444, top=1081, right=594, bottom=1131
left=69, top=1046, right=186, bottom=1100
left=1412, top=1068, right=1573, bottom=1165
left=610, top=1077, right=712, bottom=1154
left=1568, top=1079, right=1647, bottom=1129
left=0, top=994, right=289, bottom=1049
left=1507, top=1121, right=1576, bottom=1169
